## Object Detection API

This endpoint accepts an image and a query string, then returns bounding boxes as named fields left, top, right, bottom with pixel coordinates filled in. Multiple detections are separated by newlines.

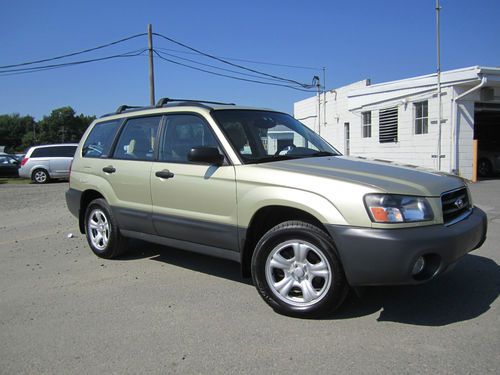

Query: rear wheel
left=32, top=169, right=49, bottom=184
left=85, top=198, right=125, bottom=259
left=251, top=221, right=348, bottom=318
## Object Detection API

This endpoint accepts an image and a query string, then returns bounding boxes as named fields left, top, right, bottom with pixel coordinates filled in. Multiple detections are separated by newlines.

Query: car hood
left=258, top=156, right=465, bottom=196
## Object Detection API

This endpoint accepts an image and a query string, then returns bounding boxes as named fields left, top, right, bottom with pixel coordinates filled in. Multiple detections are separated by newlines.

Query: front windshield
left=213, top=110, right=340, bottom=164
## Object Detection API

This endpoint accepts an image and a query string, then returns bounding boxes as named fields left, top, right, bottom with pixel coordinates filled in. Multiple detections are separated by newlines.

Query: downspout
left=452, top=76, right=487, bottom=174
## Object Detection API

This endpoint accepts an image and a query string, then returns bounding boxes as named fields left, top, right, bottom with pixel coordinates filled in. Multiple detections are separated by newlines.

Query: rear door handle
left=102, top=166, right=116, bottom=174
left=155, top=169, right=174, bottom=179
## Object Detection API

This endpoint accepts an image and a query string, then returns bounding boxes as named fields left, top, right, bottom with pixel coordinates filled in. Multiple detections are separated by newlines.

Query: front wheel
left=251, top=221, right=348, bottom=318
left=84, top=198, right=125, bottom=259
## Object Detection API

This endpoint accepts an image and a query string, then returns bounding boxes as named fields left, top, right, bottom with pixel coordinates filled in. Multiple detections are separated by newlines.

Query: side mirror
left=187, top=147, right=224, bottom=165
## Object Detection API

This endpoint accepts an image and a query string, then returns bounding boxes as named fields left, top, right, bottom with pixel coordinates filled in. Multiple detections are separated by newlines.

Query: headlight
left=364, top=194, right=434, bottom=223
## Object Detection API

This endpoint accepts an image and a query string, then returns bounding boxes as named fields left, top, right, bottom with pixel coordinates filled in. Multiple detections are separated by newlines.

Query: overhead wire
left=0, top=33, right=147, bottom=69
left=153, top=50, right=316, bottom=93
left=0, top=49, right=148, bottom=76
left=153, top=32, right=316, bottom=88
left=154, top=49, right=297, bottom=84
left=0, top=31, right=319, bottom=93
left=154, top=47, right=319, bottom=71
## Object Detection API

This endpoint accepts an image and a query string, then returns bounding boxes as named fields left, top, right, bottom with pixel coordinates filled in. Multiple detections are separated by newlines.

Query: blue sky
left=0, top=0, right=499, bottom=119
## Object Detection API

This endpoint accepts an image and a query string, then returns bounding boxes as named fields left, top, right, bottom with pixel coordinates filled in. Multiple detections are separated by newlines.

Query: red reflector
left=21, top=157, right=28, bottom=166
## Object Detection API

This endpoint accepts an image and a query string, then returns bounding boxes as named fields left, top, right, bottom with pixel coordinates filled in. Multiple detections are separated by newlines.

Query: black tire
left=84, top=198, right=125, bottom=259
left=251, top=221, right=348, bottom=318
left=478, top=158, right=492, bottom=178
left=32, top=169, right=50, bottom=184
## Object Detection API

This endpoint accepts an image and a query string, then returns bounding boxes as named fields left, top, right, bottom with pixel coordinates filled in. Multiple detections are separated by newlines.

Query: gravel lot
left=0, top=181, right=499, bottom=374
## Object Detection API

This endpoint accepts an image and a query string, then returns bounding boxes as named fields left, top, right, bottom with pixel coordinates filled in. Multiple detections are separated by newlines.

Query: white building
left=294, top=66, right=500, bottom=181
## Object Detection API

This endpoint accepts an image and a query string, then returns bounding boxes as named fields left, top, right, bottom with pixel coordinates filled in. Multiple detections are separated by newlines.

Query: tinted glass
left=48, top=146, right=77, bottom=157
left=113, top=116, right=161, bottom=161
left=82, top=120, right=121, bottom=158
left=159, top=115, right=218, bottom=163
left=213, top=110, right=338, bottom=164
left=31, top=147, right=52, bottom=158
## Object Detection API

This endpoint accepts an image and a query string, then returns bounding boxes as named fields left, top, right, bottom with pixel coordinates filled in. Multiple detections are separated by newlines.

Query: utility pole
left=315, top=75, right=321, bottom=135
left=436, top=0, right=442, bottom=170
left=322, top=67, right=327, bottom=129
left=148, top=24, right=156, bottom=106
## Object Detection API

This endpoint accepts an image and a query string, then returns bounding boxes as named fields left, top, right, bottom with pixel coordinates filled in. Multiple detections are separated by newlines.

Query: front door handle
left=102, top=166, right=116, bottom=174
left=155, top=169, right=174, bottom=179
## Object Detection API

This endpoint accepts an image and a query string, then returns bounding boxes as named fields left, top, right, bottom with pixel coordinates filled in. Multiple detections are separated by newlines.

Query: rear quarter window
left=82, top=120, right=121, bottom=158
left=31, top=147, right=52, bottom=158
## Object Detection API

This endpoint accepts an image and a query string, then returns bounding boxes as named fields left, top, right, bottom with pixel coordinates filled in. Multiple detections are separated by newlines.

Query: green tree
left=37, top=107, right=95, bottom=144
left=0, top=114, right=36, bottom=152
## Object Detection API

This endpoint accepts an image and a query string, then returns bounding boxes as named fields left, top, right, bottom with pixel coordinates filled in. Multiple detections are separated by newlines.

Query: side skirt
left=120, top=229, right=241, bottom=263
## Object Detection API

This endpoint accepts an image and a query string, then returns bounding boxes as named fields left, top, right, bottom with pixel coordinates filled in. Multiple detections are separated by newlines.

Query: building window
left=414, top=101, right=428, bottom=134
left=362, top=111, right=371, bottom=138
left=379, top=107, right=398, bottom=143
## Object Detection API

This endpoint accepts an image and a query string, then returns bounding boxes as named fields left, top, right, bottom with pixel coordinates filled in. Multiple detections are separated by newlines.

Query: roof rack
left=115, top=105, right=150, bottom=114
left=100, top=99, right=236, bottom=118
left=155, top=98, right=235, bottom=108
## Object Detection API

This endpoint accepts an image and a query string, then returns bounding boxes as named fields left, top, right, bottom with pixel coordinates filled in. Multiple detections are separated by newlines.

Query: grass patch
left=0, top=177, right=32, bottom=185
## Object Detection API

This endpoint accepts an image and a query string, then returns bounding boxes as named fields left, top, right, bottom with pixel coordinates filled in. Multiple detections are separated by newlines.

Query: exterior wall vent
left=379, top=107, right=398, bottom=143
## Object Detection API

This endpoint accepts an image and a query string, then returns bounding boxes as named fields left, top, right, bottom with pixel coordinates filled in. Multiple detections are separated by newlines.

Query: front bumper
left=326, top=207, right=487, bottom=286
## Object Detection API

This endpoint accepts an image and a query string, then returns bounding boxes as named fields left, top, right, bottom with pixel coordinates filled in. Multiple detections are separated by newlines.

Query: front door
left=150, top=114, right=238, bottom=251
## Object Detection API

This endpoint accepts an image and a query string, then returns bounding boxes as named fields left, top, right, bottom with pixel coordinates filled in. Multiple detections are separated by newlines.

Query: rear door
left=49, top=146, right=77, bottom=176
left=150, top=114, right=238, bottom=251
left=105, top=116, right=162, bottom=234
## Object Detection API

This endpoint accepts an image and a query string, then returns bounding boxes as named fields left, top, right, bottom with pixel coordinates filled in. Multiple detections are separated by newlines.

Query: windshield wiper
left=307, top=151, right=338, bottom=157
left=248, top=155, right=302, bottom=164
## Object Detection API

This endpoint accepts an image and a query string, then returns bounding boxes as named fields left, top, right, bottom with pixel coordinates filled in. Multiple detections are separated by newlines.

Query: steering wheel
left=274, top=144, right=296, bottom=156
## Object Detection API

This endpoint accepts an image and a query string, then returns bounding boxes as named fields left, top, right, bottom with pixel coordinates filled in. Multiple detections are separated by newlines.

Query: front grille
left=441, top=187, right=471, bottom=225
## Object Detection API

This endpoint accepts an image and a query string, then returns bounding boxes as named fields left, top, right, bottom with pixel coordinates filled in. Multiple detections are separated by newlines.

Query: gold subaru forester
left=66, top=98, right=487, bottom=317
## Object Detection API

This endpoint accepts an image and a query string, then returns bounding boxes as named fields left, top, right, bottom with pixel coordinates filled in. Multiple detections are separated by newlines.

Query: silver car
left=19, top=144, right=78, bottom=183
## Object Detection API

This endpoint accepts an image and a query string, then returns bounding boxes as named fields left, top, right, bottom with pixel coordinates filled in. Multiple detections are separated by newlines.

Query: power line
left=153, top=32, right=315, bottom=88
left=154, top=49, right=295, bottom=84
left=155, top=47, right=319, bottom=71
left=153, top=50, right=316, bottom=93
left=0, top=49, right=147, bottom=76
left=0, top=33, right=147, bottom=69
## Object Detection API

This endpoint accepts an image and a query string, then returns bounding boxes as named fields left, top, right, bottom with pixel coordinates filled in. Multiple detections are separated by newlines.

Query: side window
left=159, top=115, right=219, bottom=163
left=31, top=147, right=51, bottom=158
left=113, top=116, right=161, bottom=161
left=82, top=120, right=121, bottom=158
left=52, top=146, right=77, bottom=157
left=60, top=146, right=77, bottom=157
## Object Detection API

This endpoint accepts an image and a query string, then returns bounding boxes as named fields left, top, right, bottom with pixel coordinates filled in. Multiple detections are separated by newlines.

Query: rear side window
left=113, top=116, right=161, bottom=161
left=50, top=146, right=77, bottom=157
left=82, top=120, right=121, bottom=158
left=60, top=146, right=77, bottom=157
left=31, top=147, right=52, bottom=158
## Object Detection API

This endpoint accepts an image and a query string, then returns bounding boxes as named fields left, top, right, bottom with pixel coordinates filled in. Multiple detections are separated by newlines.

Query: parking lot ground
left=0, top=181, right=499, bottom=374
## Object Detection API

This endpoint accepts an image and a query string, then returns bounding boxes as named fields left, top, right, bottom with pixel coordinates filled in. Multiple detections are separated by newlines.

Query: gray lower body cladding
left=326, top=207, right=487, bottom=286
left=66, top=188, right=81, bottom=221
left=66, top=188, right=488, bottom=286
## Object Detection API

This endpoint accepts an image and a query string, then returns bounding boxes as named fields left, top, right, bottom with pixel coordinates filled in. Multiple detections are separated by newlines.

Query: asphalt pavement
left=0, top=180, right=498, bottom=374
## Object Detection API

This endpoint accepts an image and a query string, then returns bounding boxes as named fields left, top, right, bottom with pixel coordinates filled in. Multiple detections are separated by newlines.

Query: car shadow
left=116, top=239, right=252, bottom=286
left=117, top=242, right=498, bottom=325
left=330, top=254, right=499, bottom=326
